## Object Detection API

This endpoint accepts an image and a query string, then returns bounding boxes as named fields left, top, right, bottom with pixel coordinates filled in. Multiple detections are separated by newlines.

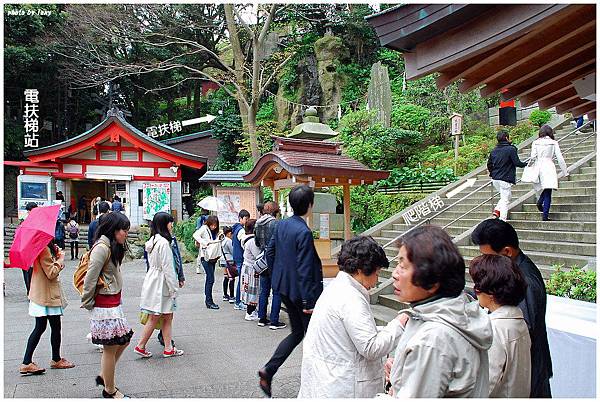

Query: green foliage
left=374, top=127, right=423, bottom=166
left=529, top=109, right=552, bottom=127
left=256, top=97, right=276, bottom=124
left=337, top=63, right=370, bottom=111
left=173, top=210, right=201, bottom=259
left=546, top=265, right=596, bottom=303
left=391, top=104, right=431, bottom=132
left=377, top=167, right=456, bottom=188
left=211, top=114, right=243, bottom=170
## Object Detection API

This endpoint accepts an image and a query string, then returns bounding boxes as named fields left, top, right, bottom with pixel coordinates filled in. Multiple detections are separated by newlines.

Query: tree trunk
left=193, top=82, right=201, bottom=115
left=247, top=103, right=260, bottom=162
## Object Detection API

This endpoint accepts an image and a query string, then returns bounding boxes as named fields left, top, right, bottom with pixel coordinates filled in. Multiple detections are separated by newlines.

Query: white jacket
left=193, top=225, right=220, bottom=264
left=139, top=234, right=179, bottom=314
left=488, top=305, right=532, bottom=398
left=299, top=271, right=403, bottom=398
left=389, top=293, right=493, bottom=398
left=530, top=137, right=568, bottom=190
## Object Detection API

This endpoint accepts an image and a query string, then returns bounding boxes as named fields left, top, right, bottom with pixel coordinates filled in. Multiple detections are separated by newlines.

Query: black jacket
left=516, top=252, right=553, bottom=397
left=487, top=141, right=526, bottom=184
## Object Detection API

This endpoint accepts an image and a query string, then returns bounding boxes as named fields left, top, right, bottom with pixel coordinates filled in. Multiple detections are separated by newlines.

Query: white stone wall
left=171, top=181, right=183, bottom=223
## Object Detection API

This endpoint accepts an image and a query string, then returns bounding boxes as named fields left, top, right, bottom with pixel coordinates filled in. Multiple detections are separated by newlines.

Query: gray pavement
left=3, top=258, right=302, bottom=398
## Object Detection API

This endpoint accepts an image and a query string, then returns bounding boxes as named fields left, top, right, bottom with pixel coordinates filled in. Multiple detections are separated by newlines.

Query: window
left=100, top=150, right=117, bottom=160
left=182, top=181, right=190, bottom=195
left=138, top=189, right=143, bottom=206
left=122, top=151, right=139, bottom=161
left=20, top=182, right=48, bottom=200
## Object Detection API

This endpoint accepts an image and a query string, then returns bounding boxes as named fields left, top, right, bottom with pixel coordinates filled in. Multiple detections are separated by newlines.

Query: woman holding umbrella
left=20, top=238, right=75, bottom=375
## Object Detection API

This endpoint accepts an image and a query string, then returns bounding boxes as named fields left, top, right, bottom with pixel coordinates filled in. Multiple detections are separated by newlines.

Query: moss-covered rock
left=314, top=36, right=347, bottom=123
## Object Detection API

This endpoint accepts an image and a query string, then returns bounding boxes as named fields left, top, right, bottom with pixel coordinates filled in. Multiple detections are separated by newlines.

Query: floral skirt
left=240, top=263, right=260, bottom=306
left=89, top=304, right=134, bottom=345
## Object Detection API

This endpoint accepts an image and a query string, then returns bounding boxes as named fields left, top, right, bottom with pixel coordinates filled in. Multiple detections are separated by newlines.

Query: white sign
left=146, top=114, right=216, bottom=139
left=24, top=89, right=40, bottom=148
left=450, top=113, right=463, bottom=136
left=319, top=214, right=330, bottom=240
left=402, top=195, right=445, bottom=225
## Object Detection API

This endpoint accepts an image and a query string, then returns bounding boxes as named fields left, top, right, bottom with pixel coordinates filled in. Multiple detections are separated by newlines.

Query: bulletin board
left=215, top=186, right=260, bottom=226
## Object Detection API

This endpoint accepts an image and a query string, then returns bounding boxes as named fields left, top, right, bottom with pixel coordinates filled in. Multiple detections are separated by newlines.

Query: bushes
left=173, top=211, right=201, bottom=260
left=546, top=265, right=596, bottom=303
left=529, top=109, right=552, bottom=127
left=377, top=166, right=456, bottom=188
left=391, top=104, right=430, bottom=131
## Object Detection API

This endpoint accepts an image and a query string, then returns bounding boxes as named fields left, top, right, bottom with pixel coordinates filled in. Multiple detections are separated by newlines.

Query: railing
left=381, top=120, right=596, bottom=263
left=377, top=180, right=453, bottom=195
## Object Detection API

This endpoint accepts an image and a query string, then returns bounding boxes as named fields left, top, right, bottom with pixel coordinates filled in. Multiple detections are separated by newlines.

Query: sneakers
left=257, top=318, right=270, bottom=327
left=196, top=267, right=201, bottom=274
left=492, top=210, right=500, bottom=218
left=19, top=362, right=45, bottom=376
left=222, top=295, right=230, bottom=301
left=228, top=298, right=235, bottom=304
left=206, top=303, right=220, bottom=310
left=233, top=302, right=245, bottom=310
left=245, top=311, right=259, bottom=321
left=50, top=358, right=75, bottom=369
left=163, top=348, right=184, bottom=358
left=134, top=346, right=152, bottom=358
left=269, top=322, right=287, bottom=330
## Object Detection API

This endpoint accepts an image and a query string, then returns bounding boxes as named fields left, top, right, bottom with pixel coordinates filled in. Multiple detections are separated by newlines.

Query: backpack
left=73, top=242, right=111, bottom=296
left=68, top=222, right=79, bottom=239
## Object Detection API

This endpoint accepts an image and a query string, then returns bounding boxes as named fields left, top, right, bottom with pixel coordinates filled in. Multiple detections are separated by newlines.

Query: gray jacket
left=254, top=214, right=277, bottom=251
left=81, top=235, right=123, bottom=310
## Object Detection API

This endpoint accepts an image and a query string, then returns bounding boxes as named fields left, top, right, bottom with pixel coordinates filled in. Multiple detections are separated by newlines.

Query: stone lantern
left=288, top=106, right=338, bottom=141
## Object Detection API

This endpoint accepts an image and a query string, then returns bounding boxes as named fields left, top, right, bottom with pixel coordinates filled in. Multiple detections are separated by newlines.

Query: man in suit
left=471, top=219, right=553, bottom=398
left=258, top=185, right=323, bottom=397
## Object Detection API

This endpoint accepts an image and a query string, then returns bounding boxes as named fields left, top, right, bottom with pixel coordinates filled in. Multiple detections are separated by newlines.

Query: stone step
left=378, top=294, right=408, bottom=311
left=391, top=219, right=596, bottom=233
left=520, top=202, right=596, bottom=213
left=372, top=303, right=404, bottom=326
left=462, top=256, right=556, bottom=280
left=460, top=246, right=590, bottom=267
left=433, top=210, right=596, bottom=221
left=466, top=187, right=596, bottom=200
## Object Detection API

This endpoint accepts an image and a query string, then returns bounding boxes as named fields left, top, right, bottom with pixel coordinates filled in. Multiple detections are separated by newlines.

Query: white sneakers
left=245, top=311, right=259, bottom=321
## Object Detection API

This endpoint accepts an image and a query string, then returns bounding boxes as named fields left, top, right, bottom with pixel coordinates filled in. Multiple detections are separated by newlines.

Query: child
left=66, top=219, right=80, bottom=260
left=220, top=226, right=236, bottom=302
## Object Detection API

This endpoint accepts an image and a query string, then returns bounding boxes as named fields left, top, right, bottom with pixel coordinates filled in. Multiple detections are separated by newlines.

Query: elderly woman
left=298, top=236, right=407, bottom=398
left=386, top=225, right=493, bottom=398
left=469, top=254, right=531, bottom=397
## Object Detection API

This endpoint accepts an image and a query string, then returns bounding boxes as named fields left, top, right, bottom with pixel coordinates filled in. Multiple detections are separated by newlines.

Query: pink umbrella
left=7, top=204, right=61, bottom=270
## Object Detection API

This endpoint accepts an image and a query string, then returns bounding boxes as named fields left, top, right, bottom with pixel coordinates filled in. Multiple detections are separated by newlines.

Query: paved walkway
left=3, top=258, right=301, bottom=398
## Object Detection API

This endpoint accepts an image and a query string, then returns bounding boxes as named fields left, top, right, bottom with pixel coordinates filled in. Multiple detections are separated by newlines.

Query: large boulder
left=314, top=36, right=348, bottom=123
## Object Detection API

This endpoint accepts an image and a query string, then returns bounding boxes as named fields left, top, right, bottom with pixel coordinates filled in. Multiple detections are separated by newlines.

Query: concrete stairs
left=368, top=122, right=597, bottom=325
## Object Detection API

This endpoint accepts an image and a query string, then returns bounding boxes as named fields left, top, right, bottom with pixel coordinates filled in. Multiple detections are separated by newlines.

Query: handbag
left=220, top=242, right=238, bottom=277
left=521, top=158, right=540, bottom=184
left=252, top=251, right=269, bottom=275
left=139, top=311, right=163, bottom=330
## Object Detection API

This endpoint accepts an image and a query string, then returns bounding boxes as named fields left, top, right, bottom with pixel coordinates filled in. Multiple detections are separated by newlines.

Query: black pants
left=223, top=276, right=235, bottom=298
left=22, top=268, right=32, bottom=295
left=23, top=316, right=62, bottom=364
left=70, top=240, right=79, bottom=260
left=531, top=377, right=552, bottom=398
left=263, top=295, right=311, bottom=378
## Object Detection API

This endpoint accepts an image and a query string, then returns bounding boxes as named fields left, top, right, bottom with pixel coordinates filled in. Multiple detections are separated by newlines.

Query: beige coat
left=389, top=293, right=493, bottom=398
left=81, top=235, right=123, bottom=310
left=488, top=305, right=532, bottom=397
left=29, top=247, right=65, bottom=307
left=299, top=272, right=403, bottom=398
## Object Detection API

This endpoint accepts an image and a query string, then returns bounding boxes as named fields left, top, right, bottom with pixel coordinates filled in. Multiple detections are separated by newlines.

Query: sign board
left=450, top=113, right=463, bottom=136
left=17, top=175, right=52, bottom=220
left=142, top=183, right=171, bottom=220
left=215, top=186, right=260, bottom=226
left=319, top=214, right=330, bottom=240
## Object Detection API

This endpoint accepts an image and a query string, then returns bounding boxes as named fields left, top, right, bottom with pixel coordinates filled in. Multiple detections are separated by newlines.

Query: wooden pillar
left=343, top=185, right=352, bottom=241
left=273, top=188, right=279, bottom=205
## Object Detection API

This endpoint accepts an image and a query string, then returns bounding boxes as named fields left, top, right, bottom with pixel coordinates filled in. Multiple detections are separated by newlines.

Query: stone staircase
left=367, top=121, right=597, bottom=324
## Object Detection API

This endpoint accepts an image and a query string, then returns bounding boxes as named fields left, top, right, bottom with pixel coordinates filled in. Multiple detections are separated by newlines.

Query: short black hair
left=471, top=219, right=520, bottom=252
left=337, top=236, right=389, bottom=276
left=496, top=129, right=509, bottom=142
left=289, top=185, right=314, bottom=216
left=223, top=226, right=232, bottom=235
left=150, top=211, right=174, bottom=243
left=238, top=209, right=250, bottom=220
left=113, top=195, right=121, bottom=202
left=256, top=203, right=264, bottom=214
left=25, top=202, right=38, bottom=211
left=245, top=218, right=257, bottom=234
left=469, top=254, right=527, bottom=306
left=98, top=201, right=110, bottom=214
left=398, top=225, right=465, bottom=297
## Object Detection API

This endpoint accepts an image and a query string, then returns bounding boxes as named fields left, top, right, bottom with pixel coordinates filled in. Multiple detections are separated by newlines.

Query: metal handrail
left=381, top=120, right=596, bottom=261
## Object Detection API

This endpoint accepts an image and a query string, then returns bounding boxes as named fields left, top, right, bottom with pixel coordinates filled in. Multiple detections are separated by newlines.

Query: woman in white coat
left=469, top=254, right=532, bottom=397
left=134, top=212, right=183, bottom=358
left=530, top=125, right=568, bottom=221
left=299, top=236, right=408, bottom=398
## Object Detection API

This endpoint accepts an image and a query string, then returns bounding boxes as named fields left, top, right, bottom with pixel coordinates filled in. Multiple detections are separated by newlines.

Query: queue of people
left=15, top=183, right=555, bottom=399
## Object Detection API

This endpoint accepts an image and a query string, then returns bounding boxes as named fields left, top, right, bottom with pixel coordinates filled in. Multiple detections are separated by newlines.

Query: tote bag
left=521, top=158, right=540, bottom=184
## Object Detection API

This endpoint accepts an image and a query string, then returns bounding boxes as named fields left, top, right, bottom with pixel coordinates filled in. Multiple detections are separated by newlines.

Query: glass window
left=21, top=182, right=48, bottom=200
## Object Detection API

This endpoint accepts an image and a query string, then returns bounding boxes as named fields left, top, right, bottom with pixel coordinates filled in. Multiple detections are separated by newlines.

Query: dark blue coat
left=266, top=215, right=323, bottom=309
left=487, top=141, right=527, bottom=184
left=232, top=222, right=244, bottom=266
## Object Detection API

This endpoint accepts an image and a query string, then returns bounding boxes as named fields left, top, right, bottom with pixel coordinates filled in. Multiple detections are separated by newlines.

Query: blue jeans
left=539, top=189, right=552, bottom=220
left=202, top=259, right=216, bottom=305
left=258, top=274, right=281, bottom=323
left=234, top=262, right=242, bottom=304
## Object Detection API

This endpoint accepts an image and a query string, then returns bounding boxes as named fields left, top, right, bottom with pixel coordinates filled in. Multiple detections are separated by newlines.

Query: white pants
left=492, top=180, right=512, bottom=221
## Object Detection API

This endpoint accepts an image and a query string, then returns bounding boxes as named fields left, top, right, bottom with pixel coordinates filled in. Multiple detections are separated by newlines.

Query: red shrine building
left=5, top=109, right=207, bottom=227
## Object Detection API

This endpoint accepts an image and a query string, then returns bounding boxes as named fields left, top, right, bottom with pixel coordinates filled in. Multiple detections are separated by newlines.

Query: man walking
left=231, top=209, right=250, bottom=308
left=258, top=185, right=323, bottom=397
left=471, top=219, right=553, bottom=397
left=487, top=130, right=527, bottom=220
left=255, top=201, right=285, bottom=330
left=87, top=201, right=110, bottom=248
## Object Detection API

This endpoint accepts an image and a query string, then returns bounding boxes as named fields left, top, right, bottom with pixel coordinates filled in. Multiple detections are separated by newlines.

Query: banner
left=143, top=183, right=171, bottom=220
